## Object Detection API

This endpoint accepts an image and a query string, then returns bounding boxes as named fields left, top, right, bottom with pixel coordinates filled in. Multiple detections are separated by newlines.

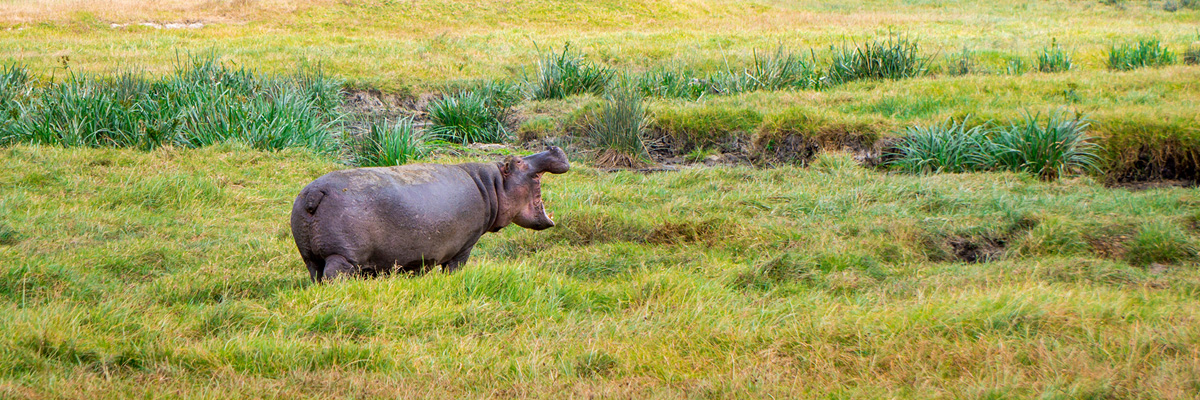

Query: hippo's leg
left=304, top=259, right=323, bottom=282
left=442, top=244, right=475, bottom=273
left=322, top=255, right=357, bottom=281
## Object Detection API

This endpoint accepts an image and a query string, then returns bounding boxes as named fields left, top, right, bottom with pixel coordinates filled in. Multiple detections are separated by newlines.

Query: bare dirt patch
left=1108, top=179, right=1194, bottom=191
left=1086, top=231, right=1131, bottom=260
left=948, top=236, right=1006, bottom=263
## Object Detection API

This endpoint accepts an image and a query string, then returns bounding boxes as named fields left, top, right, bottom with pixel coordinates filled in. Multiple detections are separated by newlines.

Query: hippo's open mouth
left=539, top=197, right=554, bottom=222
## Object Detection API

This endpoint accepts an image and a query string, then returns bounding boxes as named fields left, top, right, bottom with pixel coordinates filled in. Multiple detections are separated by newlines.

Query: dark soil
left=1106, top=147, right=1199, bottom=185
left=1086, top=230, right=1133, bottom=260
left=342, top=89, right=422, bottom=119
left=1107, top=179, right=1194, bottom=191
left=753, top=133, right=820, bottom=166
left=948, top=236, right=1007, bottom=263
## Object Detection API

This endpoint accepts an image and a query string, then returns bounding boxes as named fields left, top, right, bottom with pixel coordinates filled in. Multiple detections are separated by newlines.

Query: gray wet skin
left=290, top=146, right=570, bottom=282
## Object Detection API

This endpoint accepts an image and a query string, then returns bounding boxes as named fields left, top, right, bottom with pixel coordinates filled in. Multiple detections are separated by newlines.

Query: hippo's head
left=499, top=146, right=570, bottom=231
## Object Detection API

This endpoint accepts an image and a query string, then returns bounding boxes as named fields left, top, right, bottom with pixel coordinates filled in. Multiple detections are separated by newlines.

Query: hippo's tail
left=302, top=188, right=326, bottom=215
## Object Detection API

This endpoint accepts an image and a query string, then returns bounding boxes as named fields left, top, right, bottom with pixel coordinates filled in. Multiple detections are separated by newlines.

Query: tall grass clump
left=0, top=64, right=34, bottom=144
left=528, top=45, right=614, bottom=100
left=989, top=111, right=1101, bottom=180
left=1108, top=39, right=1176, bottom=71
left=826, top=36, right=930, bottom=84
left=20, top=73, right=170, bottom=150
left=637, top=67, right=712, bottom=99
left=1185, top=44, right=1200, bottom=65
left=349, top=118, right=433, bottom=167
left=887, top=118, right=990, bottom=174
left=0, top=57, right=343, bottom=152
left=720, top=48, right=821, bottom=92
left=168, top=58, right=343, bottom=152
left=426, top=91, right=509, bottom=144
left=891, top=112, right=1102, bottom=180
left=472, top=80, right=522, bottom=112
left=1125, top=221, right=1198, bottom=266
left=584, top=86, right=650, bottom=168
left=1037, top=40, right=1073, bottom=73
left=1005, top=57, right=1029, bottom=75
left=946, top=47, right=976, bottom=76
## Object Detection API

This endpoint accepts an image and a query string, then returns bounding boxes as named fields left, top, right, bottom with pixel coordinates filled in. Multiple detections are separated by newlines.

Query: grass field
left=2, top=0, right=1199, bottom=89
left=1, top=145, right=1199, bottom=398
left=2, top=0, right=1200, bottom=398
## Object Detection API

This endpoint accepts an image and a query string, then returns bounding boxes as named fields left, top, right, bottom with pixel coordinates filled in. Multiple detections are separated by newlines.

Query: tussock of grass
left=527, top=45, right=614, bottom=100
left=888, top=118, right=991, bottom=174
left=0, top=58, right=342, bottom=152
left=583, top=87, right=650, bottom=168
left=1037, top=39, right=1073, bottom=73
left=0, top=64, right=32, bottom=133
left=712, top=47, right=821, bottom=93
left=889, top=112, right=1101, bottom=180
left=1108, top=39, right=1177, bottom=71
left=426, top=91, right=509, bottom=144
left=990, top=111, right=1102, bottom=180
left=349, top=118, right=433, bottom=166
left=1185, top=44, right=1200, bottom=65
left=1125, top=221, right=1198, bottom=266
left=826, top=36, right=931, bottom=84
left=1006, top=57, right=1029, bottom=75
left=636, top=67, right=711, bottom=100
left=945, top=47, right=976, bottom=76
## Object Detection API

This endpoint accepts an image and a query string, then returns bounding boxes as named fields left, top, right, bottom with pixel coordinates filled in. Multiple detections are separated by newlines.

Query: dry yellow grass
left=0, top=0, right=314, bottom=24
left=1, top=0, right=1197, bottom=90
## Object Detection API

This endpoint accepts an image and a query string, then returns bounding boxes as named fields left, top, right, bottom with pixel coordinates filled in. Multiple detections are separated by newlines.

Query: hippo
left=290, top=146, right=570, bottom=281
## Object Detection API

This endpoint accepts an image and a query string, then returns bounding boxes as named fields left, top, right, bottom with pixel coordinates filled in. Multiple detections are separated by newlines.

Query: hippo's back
left=291, top=163, right=496, bottom=270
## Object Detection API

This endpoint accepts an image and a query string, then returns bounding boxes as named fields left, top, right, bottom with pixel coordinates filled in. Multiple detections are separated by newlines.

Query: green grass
left=0, top=59, right=342, bottom=152
left=348, top=118, right=433, bottom=167
left=712, top=47, right=822, bottom=93
left=1037, top=39, right=1073, bottom=73
left=888, top=112, right=1102, bottom=180
left=1186, top=44, right=1200, bottom=65
left=945, top=47, right=976, bottom=76
left=1, top=145, right=1199, bottom=397
left=426, top=90, right=510, bottom=144
left=3, top=0, right=1198, bottom=92
left=826, top=36, right=931, bottom=84
left=1, top=0, right=1200, bottom=395
left=989, top=111, right=1102, bottom=180
left=1006, top=57, right=1029, bottom=75
left=636, top=66, right=711, bottom=99
left=650, top=103, right=762, bottom=152
left=1108, top=39, right=1177, bottom=71
left=888, top=118, right=991, bottom=174
left=527, top=45, right=614, bottom=100
left=582, top=86, right=650, bottom=167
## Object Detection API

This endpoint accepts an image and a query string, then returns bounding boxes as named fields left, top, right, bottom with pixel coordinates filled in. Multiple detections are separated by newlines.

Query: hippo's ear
left=523, top=146, right=570, bottom=174
left=501, top=156, right=527, bottom=177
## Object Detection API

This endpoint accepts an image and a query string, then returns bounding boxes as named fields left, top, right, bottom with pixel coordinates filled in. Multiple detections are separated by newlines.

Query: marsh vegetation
left=1, top=0, right=1199, bottom=397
